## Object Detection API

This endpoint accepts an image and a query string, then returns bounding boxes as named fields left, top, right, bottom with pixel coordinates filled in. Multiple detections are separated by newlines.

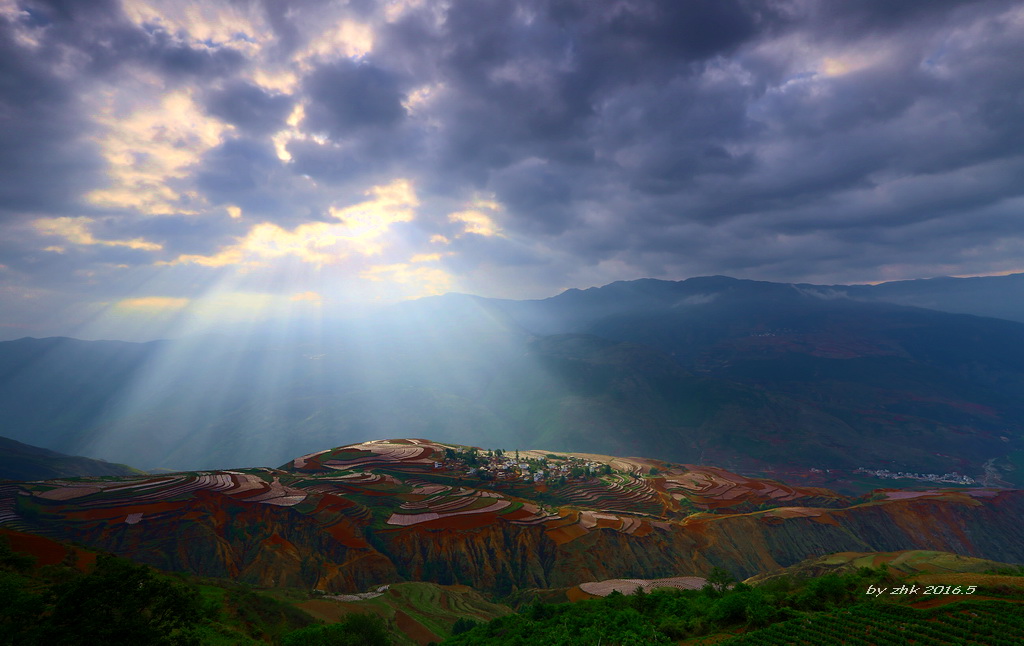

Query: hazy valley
left=3, top=275, right=1024, bottom=488
left=4, top=274, right=1024, bottom=643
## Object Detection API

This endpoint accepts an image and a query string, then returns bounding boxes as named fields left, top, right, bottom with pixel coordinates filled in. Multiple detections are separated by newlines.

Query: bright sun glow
left=165, top=178, right=419, bottom=267
left=33, top=217, right=163, bottom=251
left=87, top=90, right=226, bottom=215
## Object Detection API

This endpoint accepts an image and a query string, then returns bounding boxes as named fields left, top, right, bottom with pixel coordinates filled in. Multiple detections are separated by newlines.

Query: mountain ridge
left=0, top=436, right=141, bottom=481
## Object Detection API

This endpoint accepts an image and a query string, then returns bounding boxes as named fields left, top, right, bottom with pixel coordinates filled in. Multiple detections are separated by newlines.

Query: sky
left=1, top=0, right=1023, bottom=341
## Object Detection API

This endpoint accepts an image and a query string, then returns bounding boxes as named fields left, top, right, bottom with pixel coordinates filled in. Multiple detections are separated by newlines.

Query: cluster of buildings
left=445, top=450, right=607, bottom=483
left=854, top=467, right=976, bottom=485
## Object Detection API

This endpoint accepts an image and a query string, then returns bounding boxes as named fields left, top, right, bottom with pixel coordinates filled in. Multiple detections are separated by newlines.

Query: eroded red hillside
left=1, top=439, right=1021, bottom=595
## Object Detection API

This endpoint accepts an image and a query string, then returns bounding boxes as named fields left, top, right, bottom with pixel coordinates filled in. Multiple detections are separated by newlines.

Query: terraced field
left=2, top=438, right=1020, bottom=598
left=557, top=473, right=664, bottom=516
left=2, top=439, right=683, bottom=562
left=291, top=439, right=441, bottom=473
left=0, top=438, right=1001, bottom=555
left=659, top=465, right=846, bottom=511
left=16, top=469, right=308, bottom=520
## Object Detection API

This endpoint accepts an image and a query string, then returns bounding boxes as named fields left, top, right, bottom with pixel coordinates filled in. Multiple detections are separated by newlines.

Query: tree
left=39, top=555, right=208, bottom=646
left=1, top=570, right=45, bottom=643
left=705, top=566, right=736, bottom=593
left=0, top=536, right=35, bottom=573
left=451, top=617, right=479, bottom=635
left=795, top=574, right=851, bottom=610
left=283, top=613, right=391, bottom=646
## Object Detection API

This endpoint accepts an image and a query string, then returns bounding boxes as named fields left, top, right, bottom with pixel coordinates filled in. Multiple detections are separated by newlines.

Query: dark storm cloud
left=203, top=81, right=293, bottom=135
left=194, top=138, right=327, bottom=224
left=102, top=214, right=244, bottom=258
left=22, top=0, right=244, bottom=79
left=285, top=138, right=379, bottom=187
left=141, top=28, right=246, bottom=80
left=364, top=0, right=785, bottom=221
left=286, top=118, right=427, bottom=188
left=813, top=0, right=979, bottom=36
left=487, top=160, right=576, bottom=235
left=542, top=0, right=775, bottom=81
left=0, top=12, right=104, bottom=217
left=302, top=59, right=407, bottom=138
left=444, top=233, right=555, bottom=272
left=255, top=0, right=305, bottom=57
left=364, top=0, right=1024, bottom=283
left=196, top=139, right=281, bottom=199
left=1, top=231, right=150, bottom=286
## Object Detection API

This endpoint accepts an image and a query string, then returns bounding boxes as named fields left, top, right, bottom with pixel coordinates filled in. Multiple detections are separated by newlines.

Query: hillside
left=844, top=272, right=1024, bottom=324
left=0, top=436, right=141, bottom=481
left=2, top=439, right=1021, bottom=601
left=743, top=550, right=1024, bottom=585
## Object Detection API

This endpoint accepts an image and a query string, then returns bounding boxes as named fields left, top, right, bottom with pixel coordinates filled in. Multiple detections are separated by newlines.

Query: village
left=440, top=447, right=613, bottom=485
left=853, top=467, right=976, bottom=485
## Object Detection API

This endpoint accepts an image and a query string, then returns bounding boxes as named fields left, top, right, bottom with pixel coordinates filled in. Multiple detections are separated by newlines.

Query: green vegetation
left=194, top=583, right=318, bottom=645
left=283, top=613, right=389, bottom=646
left=444, top=447, right=482, bottom=467
left=0, top=536, right=314, bottom=645
left=985, top=565, right=1024, bottom=576
left=1, top=548, right=210, bottom=645
left=451, top=617, right=480, bottom=635
left=441, top=566, right=1024, bottom=646
left=747, top=550, right=1024, bottom=586
left=346, top=581, right=512, bottom=644
left=721, top=600, right=1024, bottom=645
left=1, top=534, right=513, bottom=646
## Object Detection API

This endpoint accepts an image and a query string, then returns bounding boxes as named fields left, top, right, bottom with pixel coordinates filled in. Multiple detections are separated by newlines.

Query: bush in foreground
left=283, top=612, right=391, bottom=646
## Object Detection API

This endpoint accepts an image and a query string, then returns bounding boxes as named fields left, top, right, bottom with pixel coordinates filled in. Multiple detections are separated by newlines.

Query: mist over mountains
left=2, top=273, right=1023, bottom=485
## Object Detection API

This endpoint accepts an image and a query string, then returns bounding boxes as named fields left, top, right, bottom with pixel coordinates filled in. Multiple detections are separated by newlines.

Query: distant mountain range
left=2, top=273, right=1023, bottom=486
